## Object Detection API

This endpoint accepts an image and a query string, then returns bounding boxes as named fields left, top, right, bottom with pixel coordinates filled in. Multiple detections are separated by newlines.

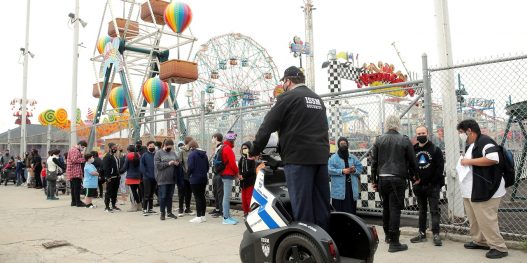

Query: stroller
left=56, top=173, right=68, bottom=195
left=1, top=163, right=17, bottom=186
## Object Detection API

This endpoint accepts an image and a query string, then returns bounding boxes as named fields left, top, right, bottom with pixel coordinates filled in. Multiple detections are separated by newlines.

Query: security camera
left=68, top=13, right=75, bottom=19
left=28, top=51, right=35, bottom=58
left=79, top=19, right=88, bottom=28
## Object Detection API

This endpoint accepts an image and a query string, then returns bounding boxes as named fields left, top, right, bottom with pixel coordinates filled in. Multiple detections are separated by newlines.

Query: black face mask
left=148, top=148, right=155, bottom=153
left=338, top=145, right=348, bottom=152
left=417, top=135, right=428, bottom=144
left=111, top=149, right=117, bottom=154
left=165, top=147, right=172, bottom=152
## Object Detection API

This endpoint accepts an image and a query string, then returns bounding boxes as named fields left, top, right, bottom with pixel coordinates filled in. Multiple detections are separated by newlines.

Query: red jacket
left=221, top=141, right=239, bottom=177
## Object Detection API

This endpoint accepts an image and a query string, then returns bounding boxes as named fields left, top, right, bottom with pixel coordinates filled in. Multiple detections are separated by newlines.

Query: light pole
left=20, top=0, right=32, bottom=156
left=68, top=0, right=87, bottom=148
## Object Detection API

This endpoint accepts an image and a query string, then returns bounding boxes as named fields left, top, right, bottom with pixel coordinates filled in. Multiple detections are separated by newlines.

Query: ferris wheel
left=187, top=33, right=280, bottom=112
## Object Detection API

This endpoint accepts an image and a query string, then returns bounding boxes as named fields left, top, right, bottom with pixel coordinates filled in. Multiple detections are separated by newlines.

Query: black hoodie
left=413, top=141, right=444, bottom=186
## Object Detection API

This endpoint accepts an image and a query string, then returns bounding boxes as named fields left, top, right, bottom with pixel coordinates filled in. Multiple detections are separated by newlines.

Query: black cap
left=135, top=140, right=142, bottom=145
left=108, top=142, right=116, bottom=148
left=280, top=66, right=304, bottom=81
left=78, top=140, right=88, bottom=147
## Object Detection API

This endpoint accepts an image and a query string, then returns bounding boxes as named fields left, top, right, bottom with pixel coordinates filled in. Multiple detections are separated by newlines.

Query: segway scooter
left=240, top=150, right=379, bottom=263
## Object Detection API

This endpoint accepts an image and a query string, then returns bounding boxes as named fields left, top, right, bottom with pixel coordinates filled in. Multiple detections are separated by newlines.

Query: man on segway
left=250, top=66, right=331, bottom=230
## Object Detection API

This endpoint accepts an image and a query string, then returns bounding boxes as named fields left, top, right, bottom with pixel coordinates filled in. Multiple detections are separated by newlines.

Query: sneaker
left=104, top=207, right=113, bottom=213
left=50, top=197, right=59, bottom=200
left=143, top=210, right=149, bottom=216
left=147, top=209, right=157, bottom=214
left=167, top=213, right=178, bottom=219
left=112, top=206, right=121, bottom=211
left=185, top=208, right=195, bottom=216
left=189, top=217, right=202, bottom=223
left=200, top=216, right=207, bottom=222
left=410, top=232, right=427, bottom=243
left=211, top=212, right=222, bottom=218
left=160, top=214, right=165, bottom=221
left=178, top=209, right=185, bottom=217
left=209, top=209, right=219, bottom=215
left=433, top=234, right=442, bottom=246
left=464, top=241, right=490, bottom=250
left=230, top=217, right=239, bottom=223
left=486, top=249, right=508, bottom=259
left=86, top=204, right=96, bottom=209
left=223, top=217, right=238, bottom=225
left=76, top=203, right=86, bottom=207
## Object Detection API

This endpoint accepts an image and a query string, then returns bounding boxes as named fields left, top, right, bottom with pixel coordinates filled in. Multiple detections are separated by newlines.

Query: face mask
left=165, top=147, right=172, bottom=152
left=211, top=138, right=217, bottom=144
left=88, top=158, right=94, bottom=164
left=242, top=149, right=249, bottom=155
left=417, top=135, right=428, bottom=144
left=111, top=149, right=117, bottom=154
left=148, top=148, right=155, bottom=153
left=459, top=133, right=468, bottom=143
left=338, top=145, right=348, bottom=152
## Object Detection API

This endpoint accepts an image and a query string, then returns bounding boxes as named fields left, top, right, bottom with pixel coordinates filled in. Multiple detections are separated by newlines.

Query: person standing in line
left=328, top=137, right=363, bottom=215
left=121, top=145, right=143, bottom=212
left=187, top=140, right=209, bottom=223
left=155, top=139, right=180, bottom=221
left=457, top=119, right=508, bottom=259
left=31, top=149, right=43, bottom=189
left=46, top=149, right=65, bottom=200
left=209, top=133, right=224, bottom=218
left=102, top=143, right=122, bottom=212
left=15, top=155, right=26, bottom=186
left=140, top=141, right=158, bottom=216
left=24, top=152, right=31, bottom=187
left=238, top=141, right=256, bottom=218
left=91, top=151, right=105, bottom=199
left=410, top=126, right=444, bottom=246
left=66, top=141, right=87, bottom=207
left=83, top=153, right=100, bottom=208
left=371, top=115, right=418, bottom=253
left=177, top=137, right=195, bottom=217
left=221, top=131, right=239, bottom=225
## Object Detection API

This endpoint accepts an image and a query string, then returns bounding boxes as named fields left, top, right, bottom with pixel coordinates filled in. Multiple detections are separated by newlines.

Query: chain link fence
left=430, top=55, right=527, bottom=241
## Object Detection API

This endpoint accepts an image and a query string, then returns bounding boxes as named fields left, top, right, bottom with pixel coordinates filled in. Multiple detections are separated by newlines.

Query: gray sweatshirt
left=154, top=149, right=180, bottom=185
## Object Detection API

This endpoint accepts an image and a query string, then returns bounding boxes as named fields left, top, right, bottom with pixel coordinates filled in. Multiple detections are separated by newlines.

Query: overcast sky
left=1, top=0, right=526, bottom=132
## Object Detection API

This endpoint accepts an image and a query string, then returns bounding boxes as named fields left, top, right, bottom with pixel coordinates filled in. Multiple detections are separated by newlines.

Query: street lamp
left=68, top=0, right=87, bottom=148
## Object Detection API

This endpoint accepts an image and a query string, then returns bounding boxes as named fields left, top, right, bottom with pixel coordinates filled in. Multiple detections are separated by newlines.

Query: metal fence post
left=422, top=54, right=433, bottom=135
left=200, top=90, right=205, bottom=146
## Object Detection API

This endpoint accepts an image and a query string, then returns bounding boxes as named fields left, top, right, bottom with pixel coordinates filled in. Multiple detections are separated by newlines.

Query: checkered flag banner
left=338, top=64, right=362, bottom=82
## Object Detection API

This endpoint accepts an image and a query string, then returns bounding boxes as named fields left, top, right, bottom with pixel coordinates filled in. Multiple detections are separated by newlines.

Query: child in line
left=83, top=153, right=100, bottom=208
left=238, top=142, right=257, bottom=218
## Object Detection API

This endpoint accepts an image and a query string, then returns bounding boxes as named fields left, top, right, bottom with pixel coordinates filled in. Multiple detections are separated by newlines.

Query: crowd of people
left=1, top=132, right=258, bottom=226
left=1, top=66, right=510, bottom=259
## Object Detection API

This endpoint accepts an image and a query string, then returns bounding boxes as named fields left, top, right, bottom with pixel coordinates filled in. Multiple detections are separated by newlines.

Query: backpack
left=212, top=146, right=226, bottom=174
left=498, top=145, right=516, bottom=188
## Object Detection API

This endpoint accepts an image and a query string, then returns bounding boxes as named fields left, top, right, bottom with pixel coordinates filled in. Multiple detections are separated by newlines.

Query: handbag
left=46, top=169, right=58, bottom=181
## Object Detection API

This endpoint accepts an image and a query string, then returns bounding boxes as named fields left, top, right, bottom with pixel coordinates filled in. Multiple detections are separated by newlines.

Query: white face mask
left=459, top=133, right=468, bottom=143
left=211, top=138, right=217, bottom=144
left=242, top=149, right=249, bottom=155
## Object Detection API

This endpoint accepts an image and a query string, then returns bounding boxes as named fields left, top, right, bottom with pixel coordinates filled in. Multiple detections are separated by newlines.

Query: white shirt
left=46, top=155, right=59, bottom=172
left=460, top=143, right=505, bottom=198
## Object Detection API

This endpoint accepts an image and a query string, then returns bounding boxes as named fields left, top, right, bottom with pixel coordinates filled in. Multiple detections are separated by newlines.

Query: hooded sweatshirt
left=238, top=141, right=256, bottom=189
left=140, top=150, right=156, bottom=180
left=413, top=140, right=444, bottom=186
left=187, top=148, right=209, bottom=185
left=221, top=140, right=239, bottom=177
left=154, top=148, right=179, bottom=185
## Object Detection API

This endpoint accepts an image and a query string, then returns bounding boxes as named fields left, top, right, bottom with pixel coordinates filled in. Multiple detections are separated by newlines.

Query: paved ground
left=0, top=185, right=525, bottom=262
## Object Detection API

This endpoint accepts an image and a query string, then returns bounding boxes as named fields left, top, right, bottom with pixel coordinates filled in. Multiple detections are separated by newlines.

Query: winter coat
left=140, top=151, right=156, bottom=180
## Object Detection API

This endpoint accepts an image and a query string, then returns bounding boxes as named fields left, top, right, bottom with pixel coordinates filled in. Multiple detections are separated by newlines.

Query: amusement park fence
left=1, top=54, right=526, bottom=242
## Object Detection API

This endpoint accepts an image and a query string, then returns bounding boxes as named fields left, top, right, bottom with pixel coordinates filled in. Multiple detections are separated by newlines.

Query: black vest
left=468, top=134, right=503, bottom=202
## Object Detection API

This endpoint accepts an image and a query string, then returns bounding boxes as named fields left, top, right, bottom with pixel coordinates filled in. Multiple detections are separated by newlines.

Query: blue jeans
left=284, top=164, right=331, bottom=231
left=158, top=184, right=175, bottom=215
left=16, top=170, right=24, bottom=185
left=222, top=177, right=234, bottom=219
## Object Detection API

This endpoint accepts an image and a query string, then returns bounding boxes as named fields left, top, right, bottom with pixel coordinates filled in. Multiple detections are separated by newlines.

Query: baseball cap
left=280, top=66, right=304, bottom=81
left=135, top=140, right=142, bottom=145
